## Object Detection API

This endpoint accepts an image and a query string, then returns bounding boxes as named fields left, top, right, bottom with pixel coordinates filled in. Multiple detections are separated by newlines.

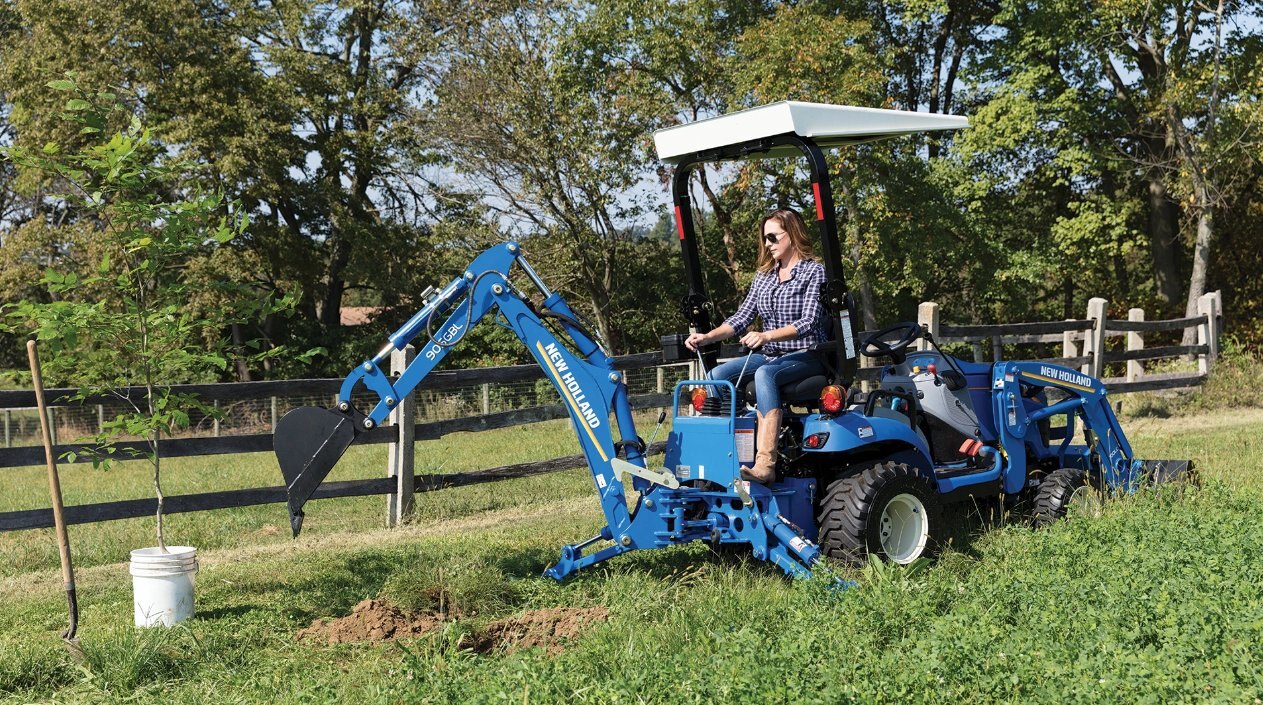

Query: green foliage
left=3, top=0, right=1262, bottom=367
left=0, top=78, right=290, bottom=547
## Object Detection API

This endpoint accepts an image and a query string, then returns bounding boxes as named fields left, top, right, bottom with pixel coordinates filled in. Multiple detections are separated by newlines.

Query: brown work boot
left=740, top=408, right=782, bottom=484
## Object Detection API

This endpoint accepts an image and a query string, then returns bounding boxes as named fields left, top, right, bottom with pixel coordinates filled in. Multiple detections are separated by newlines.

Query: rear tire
left=1031, top=467, right=1100, bottom=526
left=817, top=461, right=943, bottom=566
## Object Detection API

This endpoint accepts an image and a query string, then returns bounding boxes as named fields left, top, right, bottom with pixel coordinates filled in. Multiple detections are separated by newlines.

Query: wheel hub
left=878, top=493, right=929, bottom=564
left=1066, top=484, right=1104, bottom=519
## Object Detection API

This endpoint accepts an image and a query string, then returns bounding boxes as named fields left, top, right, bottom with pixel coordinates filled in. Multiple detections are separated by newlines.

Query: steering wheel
left=860, top=322, right=925, bottom=364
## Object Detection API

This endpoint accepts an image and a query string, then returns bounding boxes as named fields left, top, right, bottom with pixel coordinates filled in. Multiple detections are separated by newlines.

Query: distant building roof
left=340, top=307, right=381, bottom=326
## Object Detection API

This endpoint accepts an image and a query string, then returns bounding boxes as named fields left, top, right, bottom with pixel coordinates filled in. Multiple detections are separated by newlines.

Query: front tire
left=1031, top=467, right=1101, bottom=526
left=817, top=461, right=943, bottom=566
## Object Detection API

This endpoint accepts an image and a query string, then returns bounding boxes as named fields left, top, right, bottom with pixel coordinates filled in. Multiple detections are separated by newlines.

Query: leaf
left=64, top=98, right=92, bottom=112
left=46, top=79, right=76, bottom=91
left=98, top=253, right=111, bottom=274
left=42, top=142, right=60, bottom=155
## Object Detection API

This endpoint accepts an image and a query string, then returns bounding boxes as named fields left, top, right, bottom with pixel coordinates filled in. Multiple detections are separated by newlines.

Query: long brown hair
left=756, top=208, right=815, bottom=274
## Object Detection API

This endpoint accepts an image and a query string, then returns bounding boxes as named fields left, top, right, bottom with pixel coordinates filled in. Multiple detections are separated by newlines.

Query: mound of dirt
left=297, top=599, right=445, bottom=645
left=470, top=607, right=609, bottom=655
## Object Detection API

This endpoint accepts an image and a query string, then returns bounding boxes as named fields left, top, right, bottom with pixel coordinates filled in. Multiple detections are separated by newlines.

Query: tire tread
left=817, top=461, right=940, bottom=565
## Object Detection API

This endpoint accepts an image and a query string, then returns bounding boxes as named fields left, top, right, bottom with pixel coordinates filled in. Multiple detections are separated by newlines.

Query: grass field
left=2, top=402, right=1263, bottom=703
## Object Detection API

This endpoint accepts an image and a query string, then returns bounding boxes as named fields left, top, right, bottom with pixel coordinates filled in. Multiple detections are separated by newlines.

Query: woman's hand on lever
left=684, top=332, right=709, bottom=351
left=740, top=331, right=770, bottom=350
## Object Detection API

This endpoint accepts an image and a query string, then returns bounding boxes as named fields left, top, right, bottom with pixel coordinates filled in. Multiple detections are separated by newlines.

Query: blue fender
left=801, top=412, right=933, bottom=468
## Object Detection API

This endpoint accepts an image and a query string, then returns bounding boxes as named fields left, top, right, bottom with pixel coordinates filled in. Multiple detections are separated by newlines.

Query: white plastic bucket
left=130, top=546, right=198, bottom=627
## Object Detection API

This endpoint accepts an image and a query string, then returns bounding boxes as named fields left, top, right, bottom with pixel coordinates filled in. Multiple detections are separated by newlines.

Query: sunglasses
left=763, top=231, right=786, bottom=245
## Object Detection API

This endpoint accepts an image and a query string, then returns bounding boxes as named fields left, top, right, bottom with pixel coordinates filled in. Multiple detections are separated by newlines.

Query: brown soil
left=469, top=607, right=609, bottom=655
left=295, top=600, right=608, bottom=654
left=296, top=599, right=445, bottom=645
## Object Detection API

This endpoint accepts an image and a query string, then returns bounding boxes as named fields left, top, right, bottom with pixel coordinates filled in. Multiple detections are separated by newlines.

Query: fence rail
left=0, top=291, right=1224, bottom=533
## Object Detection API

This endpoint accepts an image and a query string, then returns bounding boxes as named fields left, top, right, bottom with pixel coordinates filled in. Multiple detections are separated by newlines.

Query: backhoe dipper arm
left=275, top=242, right=645, bottom=539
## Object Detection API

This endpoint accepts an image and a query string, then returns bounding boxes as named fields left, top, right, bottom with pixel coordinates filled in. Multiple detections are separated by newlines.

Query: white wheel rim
left=878, top=493, right=929, bottom=564
left=1066, top=484, right=1103, bottom=518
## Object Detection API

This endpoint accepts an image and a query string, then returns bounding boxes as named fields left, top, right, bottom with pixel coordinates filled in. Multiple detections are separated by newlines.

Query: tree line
left=1, top=0, right=1259, bottom=382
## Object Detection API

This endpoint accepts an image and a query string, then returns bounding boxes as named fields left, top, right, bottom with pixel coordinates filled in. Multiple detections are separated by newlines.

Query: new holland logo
left=544, top=343, right=602, bottom=430
left=1037, top=365, right=1094, bottom=389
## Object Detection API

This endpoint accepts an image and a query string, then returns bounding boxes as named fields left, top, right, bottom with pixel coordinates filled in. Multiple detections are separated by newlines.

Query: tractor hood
left=653, top=101, right=968, bottom=164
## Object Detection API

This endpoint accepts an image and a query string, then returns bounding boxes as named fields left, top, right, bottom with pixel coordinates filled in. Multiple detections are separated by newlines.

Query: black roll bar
left=669, top=133, right=861, bottom=387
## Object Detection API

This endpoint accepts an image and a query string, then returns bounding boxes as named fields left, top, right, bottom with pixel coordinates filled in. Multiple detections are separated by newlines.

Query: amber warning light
left=820, top=385, right=845, bottom=414
left=690, top=387, right=708, bottom=413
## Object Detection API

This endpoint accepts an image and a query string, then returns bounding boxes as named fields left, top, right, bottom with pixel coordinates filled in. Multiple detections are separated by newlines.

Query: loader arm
left=275, top=242, right=646, bottom=541
left=992, top=361, right=1137, bottom=493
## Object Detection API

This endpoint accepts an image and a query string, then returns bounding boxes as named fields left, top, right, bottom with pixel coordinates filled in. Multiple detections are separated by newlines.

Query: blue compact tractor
left=274, top=102, right=1192, bottom=580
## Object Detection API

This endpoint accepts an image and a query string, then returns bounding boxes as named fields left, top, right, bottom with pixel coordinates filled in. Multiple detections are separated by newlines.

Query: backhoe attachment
left=275, top=406, right=362, bottom=536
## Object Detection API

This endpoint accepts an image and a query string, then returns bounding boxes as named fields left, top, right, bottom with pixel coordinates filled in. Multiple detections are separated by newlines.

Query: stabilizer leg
left=543, top=531, right=630, bottom=581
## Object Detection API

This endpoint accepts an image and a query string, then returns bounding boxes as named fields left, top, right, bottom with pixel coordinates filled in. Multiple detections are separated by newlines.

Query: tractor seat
left=741, top=374, right=830, bottom=408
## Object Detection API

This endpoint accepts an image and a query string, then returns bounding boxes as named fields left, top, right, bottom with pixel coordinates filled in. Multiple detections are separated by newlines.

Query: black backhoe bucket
left=274, top=406, right=360, bottom=537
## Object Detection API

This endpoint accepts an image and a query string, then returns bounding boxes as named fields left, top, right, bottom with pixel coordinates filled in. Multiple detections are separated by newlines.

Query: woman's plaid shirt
left=722, top=259, right=828, bottom=356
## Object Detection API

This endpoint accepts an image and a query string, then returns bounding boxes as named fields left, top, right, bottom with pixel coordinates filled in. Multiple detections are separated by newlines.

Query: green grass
left=0, top=413, right=628, bottom=578
left=2, top=406, right=1263, bottom=703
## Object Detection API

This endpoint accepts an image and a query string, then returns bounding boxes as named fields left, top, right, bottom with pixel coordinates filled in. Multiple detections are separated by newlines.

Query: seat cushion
left=742, top=374, right=830, bottom=408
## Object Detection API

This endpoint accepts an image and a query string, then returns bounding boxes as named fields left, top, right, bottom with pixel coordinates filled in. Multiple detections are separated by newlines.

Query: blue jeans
left=706, top=350, right=827, bottom=414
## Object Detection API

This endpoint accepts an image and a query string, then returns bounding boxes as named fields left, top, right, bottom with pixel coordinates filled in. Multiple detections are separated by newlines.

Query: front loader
left=274, top=101, right=1193, bottom=581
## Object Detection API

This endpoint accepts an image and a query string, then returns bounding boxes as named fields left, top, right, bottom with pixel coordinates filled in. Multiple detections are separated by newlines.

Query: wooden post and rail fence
left=0, top=291, right=1224, bottom=534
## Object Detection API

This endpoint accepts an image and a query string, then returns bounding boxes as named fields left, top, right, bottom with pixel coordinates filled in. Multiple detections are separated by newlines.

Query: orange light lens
left=690, top=387, right=707, bottom=412
left=820, top=385, right=844, bottom=413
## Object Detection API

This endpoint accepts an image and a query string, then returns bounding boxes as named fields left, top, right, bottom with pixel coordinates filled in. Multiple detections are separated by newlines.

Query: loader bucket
left=274, top=406, right=360, bottom=537
left=1135, top=459, right=1197, bottom=486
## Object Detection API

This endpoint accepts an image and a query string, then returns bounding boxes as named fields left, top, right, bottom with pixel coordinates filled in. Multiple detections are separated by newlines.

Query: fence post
left=481, top=383, right=490, bottom=415
left=991, top=337, right=1003, bottom=362
left=213, top=399, right=221, bottom=437
left=1084, top=298, right=1108, bottom=378
left=917, top=302, right=939, bottom=351
left=387, top=345, right=416, bottom=527
left=1197, top=293, right=1216, bottom=375
left=1208, top=290, right=1222, bottom=368
left=97, top=404, right=105, bottom=434
left=1062, top=319, right=1079, bottom=363
left=1126, top=308, right=1144, bottom=383
left=656, top=366, right=665, bottom=394
left=3, top=409, right=9, bottom=448
left=47, top=407, right=57, bottom=447
left=270, top=396, right=278, bottom=431
left=971, top=341, right=984, bottom=363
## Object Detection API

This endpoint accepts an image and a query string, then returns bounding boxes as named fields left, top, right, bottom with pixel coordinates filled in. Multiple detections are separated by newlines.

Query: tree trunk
left=1146, top=174, right=1182, bottom=306
left=1182, top=204, right=1214, bottom=345
left=320, top=233, right=352, bottom=330
left=837, top=182, right=876, bottom=330
left=696, top=167, right=742, bottom=288
left=230, top=323, right=253, bottom=382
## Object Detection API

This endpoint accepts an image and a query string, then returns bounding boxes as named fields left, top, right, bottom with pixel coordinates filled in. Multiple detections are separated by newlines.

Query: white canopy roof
left=653, top=101, right=969, bottom=163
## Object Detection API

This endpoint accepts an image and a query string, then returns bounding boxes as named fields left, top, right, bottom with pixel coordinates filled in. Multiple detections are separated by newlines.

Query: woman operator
left=684, top=208, right=829, bottom=483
